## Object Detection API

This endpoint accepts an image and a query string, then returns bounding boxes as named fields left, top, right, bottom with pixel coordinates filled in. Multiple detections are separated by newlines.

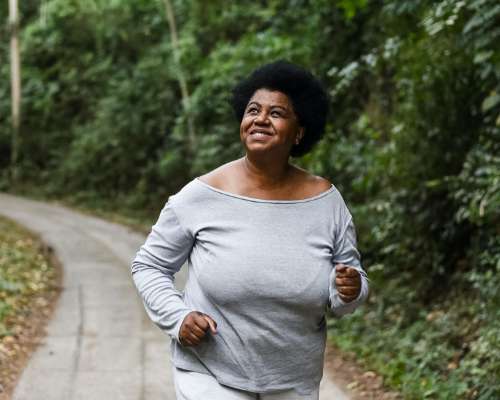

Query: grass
left=0, top=216, right=58, bottom=338
left=327, top=274, right=500, bottom=399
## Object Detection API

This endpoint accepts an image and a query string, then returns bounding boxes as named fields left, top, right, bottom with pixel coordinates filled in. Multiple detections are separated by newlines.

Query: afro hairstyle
left=230, top=60, right=329, bottom=157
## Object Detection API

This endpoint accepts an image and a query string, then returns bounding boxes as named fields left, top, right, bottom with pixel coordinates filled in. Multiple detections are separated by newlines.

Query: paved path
left=0, top=193, right=349, bottom=400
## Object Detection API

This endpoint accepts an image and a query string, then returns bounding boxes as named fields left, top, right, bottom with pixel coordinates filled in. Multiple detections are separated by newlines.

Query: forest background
left=0, top=1, right=499, bottom=399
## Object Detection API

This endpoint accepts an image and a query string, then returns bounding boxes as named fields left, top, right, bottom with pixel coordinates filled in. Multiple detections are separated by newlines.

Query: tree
left=8, top=0, right=21, bottom=182
left=163, top=0, right=196, bottom=156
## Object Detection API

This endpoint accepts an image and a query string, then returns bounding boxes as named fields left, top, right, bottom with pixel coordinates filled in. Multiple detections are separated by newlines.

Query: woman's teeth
left=251, top=132, right=270, bottom=138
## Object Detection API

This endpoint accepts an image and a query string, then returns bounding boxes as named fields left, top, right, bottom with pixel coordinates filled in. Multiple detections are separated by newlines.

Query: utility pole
left=162, top=0, right=196, bottom=155
left=9, top=0, right=21, bottom=182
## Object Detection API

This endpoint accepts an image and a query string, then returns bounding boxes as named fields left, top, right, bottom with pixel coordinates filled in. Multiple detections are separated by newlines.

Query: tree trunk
left=9, top=0, right=21, bottom=182
left=162, top=0, right=196, bottom=155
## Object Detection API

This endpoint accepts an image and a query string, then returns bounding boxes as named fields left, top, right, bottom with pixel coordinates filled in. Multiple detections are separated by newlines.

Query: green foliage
left=1, top=0, right=499, bottom=397
left=0, top=216, right=57, bottom=337
left=324, top=1, right=500, bottom=398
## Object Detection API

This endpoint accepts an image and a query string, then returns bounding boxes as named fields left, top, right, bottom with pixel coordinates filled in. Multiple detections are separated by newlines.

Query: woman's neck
left=241, top=154, right=293, bottom=189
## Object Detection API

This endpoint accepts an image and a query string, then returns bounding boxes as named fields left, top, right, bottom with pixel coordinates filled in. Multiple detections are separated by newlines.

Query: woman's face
left=240, top=88, right=303, bottom=157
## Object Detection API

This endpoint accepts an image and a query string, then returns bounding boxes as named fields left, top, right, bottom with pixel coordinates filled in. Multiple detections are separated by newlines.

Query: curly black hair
left=230, top=60, right=329, bottom=157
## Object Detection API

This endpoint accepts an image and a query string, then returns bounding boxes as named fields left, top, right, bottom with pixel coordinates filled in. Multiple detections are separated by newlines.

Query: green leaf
left=482, top=93, right=500, bottom=112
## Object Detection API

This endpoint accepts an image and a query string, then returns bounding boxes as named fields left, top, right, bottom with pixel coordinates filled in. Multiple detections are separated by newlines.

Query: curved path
left=0, top=193, right=349, bottom=400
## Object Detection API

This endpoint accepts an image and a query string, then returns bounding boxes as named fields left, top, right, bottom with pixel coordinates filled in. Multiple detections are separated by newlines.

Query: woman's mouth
left=249, top=130, right=272, bottom=139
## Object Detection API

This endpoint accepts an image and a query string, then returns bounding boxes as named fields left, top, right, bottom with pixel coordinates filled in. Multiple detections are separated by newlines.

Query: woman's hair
left=230, top=60, right=329, bottom=157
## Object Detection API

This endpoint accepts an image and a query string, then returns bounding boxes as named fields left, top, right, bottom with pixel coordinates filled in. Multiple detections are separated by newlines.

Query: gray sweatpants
left=172, top=367, right=320, bottom=400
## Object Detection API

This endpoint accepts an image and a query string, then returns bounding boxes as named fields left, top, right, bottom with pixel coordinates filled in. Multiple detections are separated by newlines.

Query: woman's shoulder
left=290, top=166, right=351, bottom=218
left=197, top=160, right=333, bottom=200
left=169, top=160, right=243, bottom=209
left=197, top=160, right=240, bottom=190
left=294, top=167, right=332, bottom=189
left=289, top=165, right=333, bottom=198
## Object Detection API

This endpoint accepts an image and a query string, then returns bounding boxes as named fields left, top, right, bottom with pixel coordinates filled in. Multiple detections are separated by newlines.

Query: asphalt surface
left=0, top=192, right=349, bottom=400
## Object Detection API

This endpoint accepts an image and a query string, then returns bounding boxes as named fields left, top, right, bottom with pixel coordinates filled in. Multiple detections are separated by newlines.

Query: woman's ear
left=295, top=127, right=305, bottom=144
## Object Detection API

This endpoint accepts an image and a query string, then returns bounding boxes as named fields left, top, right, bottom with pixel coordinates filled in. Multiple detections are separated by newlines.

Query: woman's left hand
left=335, top=263, right=361, bottom=303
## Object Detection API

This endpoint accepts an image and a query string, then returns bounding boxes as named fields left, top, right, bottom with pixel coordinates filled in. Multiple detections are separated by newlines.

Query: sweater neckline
left=193, top=177, right=336, bottom=204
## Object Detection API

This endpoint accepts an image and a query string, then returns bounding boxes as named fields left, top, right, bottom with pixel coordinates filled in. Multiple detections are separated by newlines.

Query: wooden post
left=162, top=0, right=196, bottom=155
left=9, top=0, right=21, bottom=182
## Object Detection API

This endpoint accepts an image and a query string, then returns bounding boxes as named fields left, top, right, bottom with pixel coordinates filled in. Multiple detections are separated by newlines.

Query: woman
left=131, top=61, right=369, bottom=400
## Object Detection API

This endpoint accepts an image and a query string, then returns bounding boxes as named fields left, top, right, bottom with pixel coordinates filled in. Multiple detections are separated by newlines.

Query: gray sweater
left=131, top=178, right=369, bottom=395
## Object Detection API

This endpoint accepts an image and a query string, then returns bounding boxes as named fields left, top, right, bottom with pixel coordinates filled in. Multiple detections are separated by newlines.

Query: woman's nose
left=254, top=111, right=269, bottom=124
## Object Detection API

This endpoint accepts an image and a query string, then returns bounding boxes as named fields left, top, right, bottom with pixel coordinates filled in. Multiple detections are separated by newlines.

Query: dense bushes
left=326, top=2, right=500, bottom=398
left=1, top=0, right=498, bottom=398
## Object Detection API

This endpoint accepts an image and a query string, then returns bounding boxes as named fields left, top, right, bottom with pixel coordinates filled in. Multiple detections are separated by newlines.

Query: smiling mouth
left=249, top=132, right=272, bottom=140
left=249, top=130, right=273, bottom=137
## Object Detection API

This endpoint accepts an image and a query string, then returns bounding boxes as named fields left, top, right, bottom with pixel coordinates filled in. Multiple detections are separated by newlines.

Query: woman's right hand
left=179, top=311, right=218, bottom=346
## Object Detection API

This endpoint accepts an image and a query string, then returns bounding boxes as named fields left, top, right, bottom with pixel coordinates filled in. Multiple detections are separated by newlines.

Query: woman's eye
left=271, top=111, right=282, bottom=117
left=247, top=108, right=258, bottom=114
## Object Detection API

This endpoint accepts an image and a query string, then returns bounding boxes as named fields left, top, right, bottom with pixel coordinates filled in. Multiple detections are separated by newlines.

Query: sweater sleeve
left=329, top=213, right=369, bottom=317
left=131, top=197, right=194, bottom=343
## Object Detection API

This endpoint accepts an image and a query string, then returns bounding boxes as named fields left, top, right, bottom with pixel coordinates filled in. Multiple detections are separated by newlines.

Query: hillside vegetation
left=1, top=1, right=498, bottom=398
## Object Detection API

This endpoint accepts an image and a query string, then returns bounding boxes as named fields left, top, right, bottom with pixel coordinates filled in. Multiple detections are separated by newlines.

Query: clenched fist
left=335, top=263, right=361, bottom=303
left=179, top=311, right=217, bottom=346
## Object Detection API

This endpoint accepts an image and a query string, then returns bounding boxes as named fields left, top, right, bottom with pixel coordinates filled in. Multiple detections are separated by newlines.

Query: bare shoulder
left=197, top=160, right=240, bottom=190
left=198, top=160, right=332, bottom=197
left=291, top=165, right=333, bottom=196
left=310, top=174, right=333, bottom=191
left=306, top=175, right=333, bottom=196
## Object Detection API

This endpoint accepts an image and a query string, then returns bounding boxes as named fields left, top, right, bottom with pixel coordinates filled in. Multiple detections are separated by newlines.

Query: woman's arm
left=329, top=215, right=369, bottom=317
left=131, top=198, right=194, bottom=342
